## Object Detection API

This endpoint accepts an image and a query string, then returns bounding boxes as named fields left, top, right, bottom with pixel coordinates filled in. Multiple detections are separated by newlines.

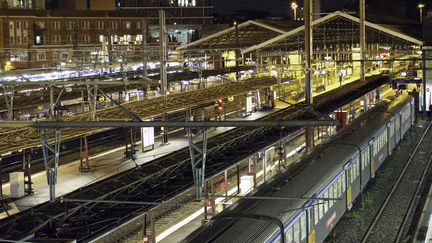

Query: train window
left=329, top=185, right=334, bottom=207
left=373, top=141, right=377, bottom=157
left=323, top=191, right=329, bottom=214
left=352, top=165, right=356, bottom=181
left=342, top=174, right=346, bottom=192
left=300, top=213, right=307, bottom=241
left=286, top=227, right=293, bottom=242
left=337, top=176, right=342, bottom=197
left=333, top=182, right=338, bottom=200
left=294, top=221, right=300, bottom=243
left=362, top=149, right=369, bottom=170
left=314, top=203, right=319, bottom=225
left=319, top=198, right=324, bottom=221
left=355, top=158, right=360, bottom=178
left=347, top=167, right=351, bottom=184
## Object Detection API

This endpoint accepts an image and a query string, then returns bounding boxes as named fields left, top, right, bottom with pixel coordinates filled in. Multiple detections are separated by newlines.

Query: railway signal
left=216, top=99, right=224, bottom=113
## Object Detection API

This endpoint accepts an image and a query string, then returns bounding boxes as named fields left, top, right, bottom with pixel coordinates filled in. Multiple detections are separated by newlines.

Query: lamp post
left=419, top=3, right=425, bottom=23
left=291, top=2, right=298, bottom=21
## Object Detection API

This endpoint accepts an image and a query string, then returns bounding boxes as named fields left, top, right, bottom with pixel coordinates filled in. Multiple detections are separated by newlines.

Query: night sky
left=214, top=0, right=421, bottom=20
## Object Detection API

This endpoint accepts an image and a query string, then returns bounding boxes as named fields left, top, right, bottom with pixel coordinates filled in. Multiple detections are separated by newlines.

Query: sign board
left=246, top=96, right=253, bottom=113
left=141, top=124, right=155, bottom=151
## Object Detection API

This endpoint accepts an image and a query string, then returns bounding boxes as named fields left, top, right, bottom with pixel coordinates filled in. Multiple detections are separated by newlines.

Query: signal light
left=216, top=99, right=224, bottom=113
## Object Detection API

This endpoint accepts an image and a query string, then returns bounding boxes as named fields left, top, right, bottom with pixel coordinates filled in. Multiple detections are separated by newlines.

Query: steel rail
left=361, top=121, right=432, bottom=243
left=395, top=146, right=432, bottom=241
left=0, top=75, right=388, bottom=241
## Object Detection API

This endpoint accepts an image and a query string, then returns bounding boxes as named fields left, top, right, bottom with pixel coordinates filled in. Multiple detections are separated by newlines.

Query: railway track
left=362, top=120, right=432, bottom=242
left=0, top=75, right=388, bottom=242
left=0, top=76, right=277, bottom=155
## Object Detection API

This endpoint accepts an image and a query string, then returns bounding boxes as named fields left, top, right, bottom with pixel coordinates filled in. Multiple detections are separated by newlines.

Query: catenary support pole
left=360, top=0, right=366, bottom=83
left=304, top=0, right=314, bottom=152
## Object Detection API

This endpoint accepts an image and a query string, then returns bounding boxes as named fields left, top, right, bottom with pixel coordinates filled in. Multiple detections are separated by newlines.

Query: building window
left=124, top=21, right=131, bottom=30
left=109, top=21, right=118, bottom=30
left=66, top=35, right=73, bottom=44
left=178, top=0, right=196, bottom=7
left=96, top=21, right=104, bottom=30
left=51, top=21, right=61, bottom=30
left=81, top=21, right=90, bottom=30
left=52, top=35, right=61, bottom=44
left=16, top=36, right=21, bottom=44
left=9, top=21, right=14, bottom=30
left=16, top=21, right=21, bottom=30
left=10, top=51, right=28, bottom=62
left=136, top=21, right=141, bottom=29
left=35, top=21, right=45, bottom=29
left=37, top=51, right=46, bottom=61
left=23, top=21, right=28, bottom=29
left=67, top=21, right=75, bottom=30
left=10, top=37, right=14, bottom=45
left=82, top=35, right=90, bottom=43
left=35, top=35, right=44, bottom=45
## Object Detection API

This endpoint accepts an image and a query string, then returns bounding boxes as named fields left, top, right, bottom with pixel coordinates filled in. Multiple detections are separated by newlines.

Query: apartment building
left=0, top=0, right=213, bottom=69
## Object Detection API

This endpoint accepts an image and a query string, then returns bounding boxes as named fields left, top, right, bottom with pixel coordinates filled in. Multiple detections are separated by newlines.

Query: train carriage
left=184, top=95, right=415, bottom=243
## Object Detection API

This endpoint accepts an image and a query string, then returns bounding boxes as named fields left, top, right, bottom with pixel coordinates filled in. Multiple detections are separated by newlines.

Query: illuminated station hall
left=1, top=0, right=432, bottom=243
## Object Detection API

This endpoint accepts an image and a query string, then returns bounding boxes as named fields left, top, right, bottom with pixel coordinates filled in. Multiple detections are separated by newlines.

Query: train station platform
left=0, top=105, right=287, bottom=218
left=414, top=180, right=432, bottom=242
left=0, top=69, right=387, bottom=242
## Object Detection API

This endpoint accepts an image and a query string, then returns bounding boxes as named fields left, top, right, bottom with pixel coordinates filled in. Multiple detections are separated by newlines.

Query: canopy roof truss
left=177, top=20, right=288, bottom=51
left=242, top=11, right=423, bottom=55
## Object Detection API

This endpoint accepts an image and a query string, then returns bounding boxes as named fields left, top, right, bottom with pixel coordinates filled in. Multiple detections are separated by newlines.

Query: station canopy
left=177, top=11, right=423, bottom=53
left=176, top=20, right=302, bottom=50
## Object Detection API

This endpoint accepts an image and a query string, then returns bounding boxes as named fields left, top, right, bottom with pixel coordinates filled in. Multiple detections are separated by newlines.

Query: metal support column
left=124, top=129, right=137, bottom=162
left=304, top=0, right=314, bottom=152
left=141, top=18, right=149, bottom=78
left=360, top=0, right=366, bottom=82
left=423, top=49, right=427, bottom=115
left=39, top=128, right=61, bottom=203
left=0, top=157, right=3, bottom=198
left=79, top=135, right=91, bottom=173
left=142, top=212, right=155, bottom=243
left=3, top=86, right=14, bottom=120
left=50, top=86, right=55, bottom=118
left=159, top=10, right=169, bottom=145
left=23, top=150, right=33, bottom=195
left=187, top=127, right=209, bottom=200
left=86, top=84, right=98, bottom=121
left=203, top=179, right=216, bottom=223
left=248, top=156, right=257, bottom=188
left=236, top=165, right=240, bottom=194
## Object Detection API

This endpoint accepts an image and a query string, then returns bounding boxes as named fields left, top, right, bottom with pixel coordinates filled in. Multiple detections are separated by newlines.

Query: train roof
left=185, top=95, right=413, bottom=243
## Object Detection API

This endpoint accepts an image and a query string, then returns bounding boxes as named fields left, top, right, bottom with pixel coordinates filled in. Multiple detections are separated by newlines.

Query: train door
left=344, top=162, right=353, bottom=210
left=387, top=120, right=396, bottom=153
left=307, top=203, right=316, bottom=243
left=360, top=146, right=371, bottom=189
left=369, top=140, right=375, bottom=178
left=350, top=157, right=361, bottom=203
left=395, top=114, right=401, bottom=143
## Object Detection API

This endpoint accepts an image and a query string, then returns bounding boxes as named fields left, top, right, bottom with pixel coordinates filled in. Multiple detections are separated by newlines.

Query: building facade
left=1, top=0, right=45, bottom=9
left=0, top=0, right=213, bottom=70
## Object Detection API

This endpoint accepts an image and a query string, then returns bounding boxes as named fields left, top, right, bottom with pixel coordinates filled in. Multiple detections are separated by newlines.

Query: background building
left=0, top=0, right=213, bottom=70
left=1, top=0, right=45, bottom=9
